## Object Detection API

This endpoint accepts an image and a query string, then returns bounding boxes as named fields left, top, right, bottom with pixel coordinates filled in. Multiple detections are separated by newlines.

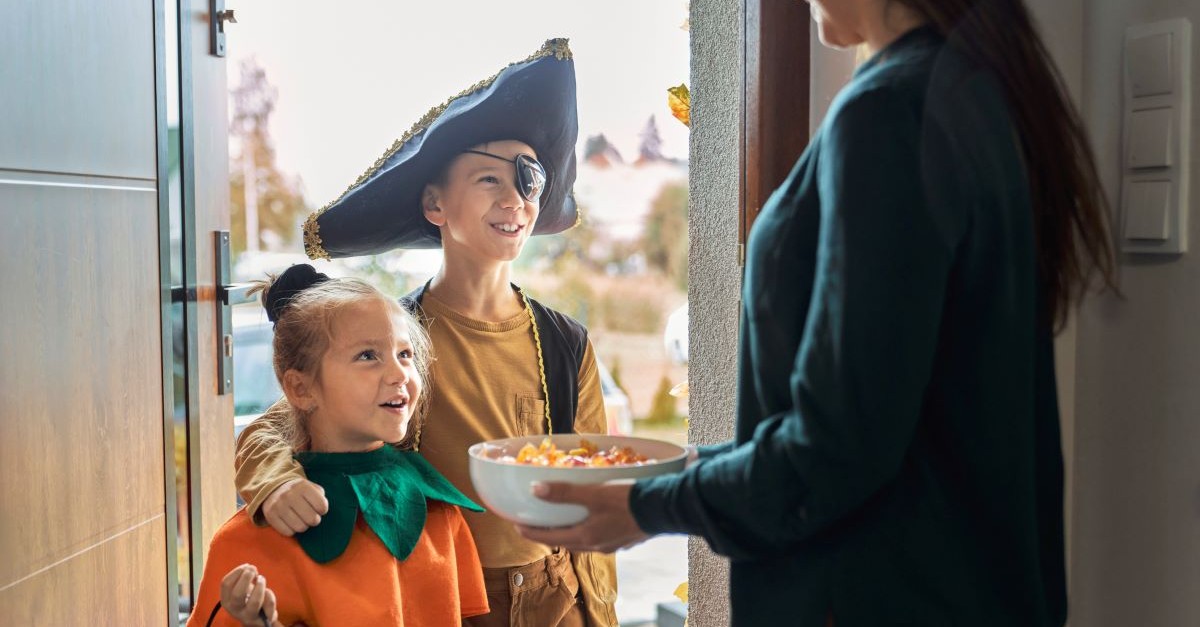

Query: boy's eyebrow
left=465, top=163, right=505, bottom=175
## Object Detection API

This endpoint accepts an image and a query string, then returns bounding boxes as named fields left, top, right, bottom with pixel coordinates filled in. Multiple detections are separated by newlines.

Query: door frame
left=742, top=0, right=811, bottom=241
left=155, top=0, right=233, bottom=621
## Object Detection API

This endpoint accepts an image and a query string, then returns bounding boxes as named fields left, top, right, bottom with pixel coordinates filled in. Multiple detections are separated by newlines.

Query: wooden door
left=0, top=1, right=233, bottom=623
left=173, top=0, right=236, bottom=618
left=0, top=1, right=169, bottom=622
left=183, top=0, right=237, bottom=583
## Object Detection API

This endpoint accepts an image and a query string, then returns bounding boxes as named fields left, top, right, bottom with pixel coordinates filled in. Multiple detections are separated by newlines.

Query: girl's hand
left=262, top=479, right=328, bottom=537
left=514, top=480, right=650, bottom=553
left=218, top=564, right=282, bottom=627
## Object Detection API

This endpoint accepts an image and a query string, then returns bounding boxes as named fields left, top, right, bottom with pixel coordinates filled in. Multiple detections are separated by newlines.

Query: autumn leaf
left=674, top=581, right=689, bottom=603
left=668, top=83, right=691, bottom=128
left=669, top=381, right=689, bottom=398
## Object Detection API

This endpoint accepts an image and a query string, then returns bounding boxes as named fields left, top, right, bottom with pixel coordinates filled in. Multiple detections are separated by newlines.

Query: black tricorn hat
left=303, top=38, right=579, bottom=259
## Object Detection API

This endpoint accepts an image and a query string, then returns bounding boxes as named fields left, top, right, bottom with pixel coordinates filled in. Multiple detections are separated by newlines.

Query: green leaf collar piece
left=293, top=445, right=482, bottom=564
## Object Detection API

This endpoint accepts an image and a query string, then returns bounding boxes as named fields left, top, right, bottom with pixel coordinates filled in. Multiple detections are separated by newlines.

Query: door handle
left=215, top=230, right=255, bottom=395
left=210, top=0, right=237, bottom=57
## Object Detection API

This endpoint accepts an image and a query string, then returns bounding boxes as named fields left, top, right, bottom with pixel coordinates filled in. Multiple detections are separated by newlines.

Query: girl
left=521, top=1, right=1117, bottom=626
left=234, top=39, right=617, bottom=627
left=189, top=264, right=488, bottom=626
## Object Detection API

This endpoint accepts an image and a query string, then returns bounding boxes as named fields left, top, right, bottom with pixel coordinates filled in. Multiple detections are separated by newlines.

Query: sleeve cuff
left=244, top=473, right=305, bottom=527
left=629, top=467, right=707, bottom=536
left=697, top=441, right=733, bottom=460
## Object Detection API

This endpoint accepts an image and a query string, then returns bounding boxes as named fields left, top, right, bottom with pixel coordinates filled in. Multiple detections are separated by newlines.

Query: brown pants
left=464, top=550, right=586, bottom=627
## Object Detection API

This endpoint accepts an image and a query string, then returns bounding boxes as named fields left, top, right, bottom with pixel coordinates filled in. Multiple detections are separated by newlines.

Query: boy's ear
left=282, top=369, right=318, bottom=412
left=421, top=185, right=446, bottom=227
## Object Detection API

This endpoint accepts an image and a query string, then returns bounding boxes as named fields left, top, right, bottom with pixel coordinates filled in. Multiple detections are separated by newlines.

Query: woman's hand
left=262, top=479, right=328, bottom=537
left=514, top=480, right=651, bottom=553
left=218, top=564, right=282, bottom=627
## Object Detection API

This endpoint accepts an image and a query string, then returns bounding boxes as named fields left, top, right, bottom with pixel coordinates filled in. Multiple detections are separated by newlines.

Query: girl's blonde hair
left=242, top=274, right=433, bottom=458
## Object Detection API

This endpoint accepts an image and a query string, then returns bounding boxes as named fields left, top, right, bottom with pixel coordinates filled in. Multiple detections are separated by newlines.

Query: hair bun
left=265, top=264, right=331, bottom=323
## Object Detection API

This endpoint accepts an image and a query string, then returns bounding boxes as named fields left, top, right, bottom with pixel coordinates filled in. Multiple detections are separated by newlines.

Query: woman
left=518, top=2, right=1116, bottom=626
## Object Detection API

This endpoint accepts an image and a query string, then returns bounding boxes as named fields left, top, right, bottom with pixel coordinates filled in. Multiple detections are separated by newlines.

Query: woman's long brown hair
left=895, top=0, right=1118, bottom=330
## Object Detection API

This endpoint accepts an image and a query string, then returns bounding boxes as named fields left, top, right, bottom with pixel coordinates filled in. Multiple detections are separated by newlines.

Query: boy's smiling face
left=422, top=139, right=541, bottom=264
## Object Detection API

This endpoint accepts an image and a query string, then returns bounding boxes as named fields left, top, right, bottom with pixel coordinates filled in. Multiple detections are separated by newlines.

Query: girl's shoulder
left=210, top=507, right=299, bottom=554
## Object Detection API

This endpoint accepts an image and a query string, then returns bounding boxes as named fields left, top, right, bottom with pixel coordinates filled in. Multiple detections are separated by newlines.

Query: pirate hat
left=303, top=39, right=579, bottom=259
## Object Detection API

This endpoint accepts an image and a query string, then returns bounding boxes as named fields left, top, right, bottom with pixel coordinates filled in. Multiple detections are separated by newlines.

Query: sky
left=228, top=0, right=692, bottom=208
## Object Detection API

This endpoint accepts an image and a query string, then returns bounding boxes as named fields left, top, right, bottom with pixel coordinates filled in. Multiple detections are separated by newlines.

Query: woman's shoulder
left=822, top=79, right=921, bottom=146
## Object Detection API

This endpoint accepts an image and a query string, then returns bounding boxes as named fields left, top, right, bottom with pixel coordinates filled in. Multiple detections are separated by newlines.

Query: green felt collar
left=293, top=445, right=482, bottom=564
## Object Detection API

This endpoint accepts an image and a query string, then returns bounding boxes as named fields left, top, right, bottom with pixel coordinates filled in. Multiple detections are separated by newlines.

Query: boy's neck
left=428, top=256, right=525, bottom=321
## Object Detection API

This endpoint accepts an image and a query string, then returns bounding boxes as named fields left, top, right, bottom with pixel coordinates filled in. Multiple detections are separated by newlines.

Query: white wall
left=1071, top=1, right=1200, bottom=625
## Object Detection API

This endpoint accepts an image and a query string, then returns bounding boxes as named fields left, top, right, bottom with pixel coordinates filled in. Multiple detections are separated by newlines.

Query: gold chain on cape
left=518, top=288, right=554, bottom=435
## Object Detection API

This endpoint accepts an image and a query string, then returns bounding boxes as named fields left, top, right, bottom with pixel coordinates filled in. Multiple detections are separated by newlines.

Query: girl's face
left=805, top=0, right=867, bottom=49
left=300, top=299, right=423, bottom=452
left=422, top=139, right=541, bottom=265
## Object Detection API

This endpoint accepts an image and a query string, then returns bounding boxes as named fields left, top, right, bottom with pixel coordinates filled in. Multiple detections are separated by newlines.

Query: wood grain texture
left=0, top=183, right=165, bottom=608
left=0, top=517, right=167, bottom=624
left=0, top=0, right=156, bottom=179
left=742, top=0, right=811, bottom=238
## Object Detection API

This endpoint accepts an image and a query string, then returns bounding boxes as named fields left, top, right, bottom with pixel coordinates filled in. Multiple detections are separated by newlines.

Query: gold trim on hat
left=303, top=38, right=573, bottom=261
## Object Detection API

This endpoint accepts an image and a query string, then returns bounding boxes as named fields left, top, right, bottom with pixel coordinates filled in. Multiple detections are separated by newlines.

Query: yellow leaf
left=669, top=381, right=689, bottom=398
left=668, top=83, right=691, bottom=128
left=674, top=581, right=689, bottom=603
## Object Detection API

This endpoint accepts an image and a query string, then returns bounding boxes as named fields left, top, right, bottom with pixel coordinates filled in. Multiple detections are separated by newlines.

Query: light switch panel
left=1124, top=181, right=1171, bottom=241
left=1127, top=107, right=1174, bottom=169
left=1127, top=31, right=1173, bottom=97
left=1122, top=19, right=1191, bottom=255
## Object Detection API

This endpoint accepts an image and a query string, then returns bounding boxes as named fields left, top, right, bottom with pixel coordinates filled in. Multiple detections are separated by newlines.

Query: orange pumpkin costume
left=187, top=500, right=487, bottom=626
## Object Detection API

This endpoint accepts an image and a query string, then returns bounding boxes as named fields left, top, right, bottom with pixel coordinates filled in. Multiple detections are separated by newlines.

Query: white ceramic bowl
left=468, top=434, right=687, bottom=527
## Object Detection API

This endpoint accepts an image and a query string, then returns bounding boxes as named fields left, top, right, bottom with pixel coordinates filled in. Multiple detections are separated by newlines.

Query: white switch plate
left=1122, top=19, right=1191, bottom=255
left=1123, top=180, right=1171, bottom=241
left=1128, top=31, right=1173, bottom=97
left=1127, top=107, right=1173, bottom=169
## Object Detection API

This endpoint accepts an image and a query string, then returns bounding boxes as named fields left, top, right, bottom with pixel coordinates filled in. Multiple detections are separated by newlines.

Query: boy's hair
left=244, top=275, right=433, bottom=454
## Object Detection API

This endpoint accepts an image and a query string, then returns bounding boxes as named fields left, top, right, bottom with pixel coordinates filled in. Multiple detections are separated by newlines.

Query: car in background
left=232, top=312, right=282, bottom=441
left=232, top=314, right=635, bottom=439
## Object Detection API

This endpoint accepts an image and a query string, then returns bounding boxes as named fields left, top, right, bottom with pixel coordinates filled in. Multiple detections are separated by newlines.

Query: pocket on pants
left=512, top=557, right=585, bottom=627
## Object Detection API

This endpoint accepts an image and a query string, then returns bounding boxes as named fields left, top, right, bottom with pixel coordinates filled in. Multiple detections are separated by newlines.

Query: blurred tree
left=608, top=356, right=626, bottom=395
left=516, top=203, right=600, bottom=273
left=636, top=115, right=665, bottom=164
left=229, top=58, right=310, bottom=255
left=646, top=373, right=680, bottom=424
left=642, top=181, right=689, bottom=290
